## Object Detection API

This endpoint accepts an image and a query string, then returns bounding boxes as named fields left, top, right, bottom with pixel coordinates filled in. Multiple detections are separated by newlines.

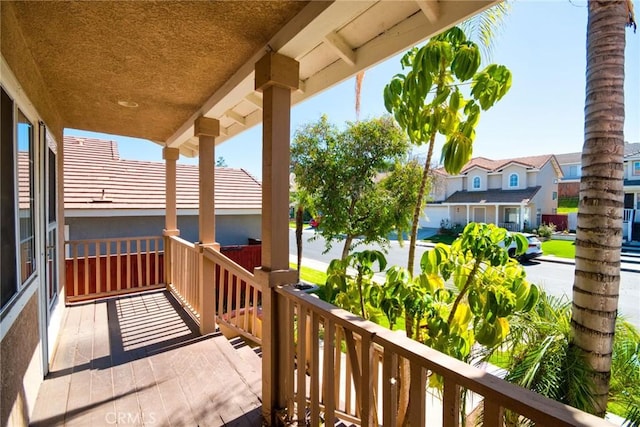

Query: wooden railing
left=275, top=286, right=613, bottom=427
left=204, top=246, right=262, bottom=344
left=65, top=236, right=164, bottom=302
left=167, top=236, right=201, bottom=320
left=167, top=237, right=263, bottom=341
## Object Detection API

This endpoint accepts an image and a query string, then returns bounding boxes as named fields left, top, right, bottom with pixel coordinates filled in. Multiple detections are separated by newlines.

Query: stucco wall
left=501, top=165, right=526, bottom=190
left=1, top=293, right=40, bottom=427
left=466, top=169, right=488, bottom=191
left=488, top=174, right=501, bottom=189
left=531, top=162, right=559, bottom=215
left=66, top=214, right=261, bottom=246
left=446, top=177, right=464, bottom=198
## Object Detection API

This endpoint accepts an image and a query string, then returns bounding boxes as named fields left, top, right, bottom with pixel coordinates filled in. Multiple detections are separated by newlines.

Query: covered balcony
left=0, top=1, right=616, bottom=426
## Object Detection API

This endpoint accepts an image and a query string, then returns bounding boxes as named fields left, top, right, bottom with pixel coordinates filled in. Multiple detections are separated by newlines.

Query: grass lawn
left=423, top=234, right=456, bottom=245
left=556, top=207, right=578, bottom=214
left=541, top=239, right=576, bottom=259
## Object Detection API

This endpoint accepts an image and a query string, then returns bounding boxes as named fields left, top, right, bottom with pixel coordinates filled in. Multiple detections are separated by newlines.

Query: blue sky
left=68, top=0, right=639, bottom=179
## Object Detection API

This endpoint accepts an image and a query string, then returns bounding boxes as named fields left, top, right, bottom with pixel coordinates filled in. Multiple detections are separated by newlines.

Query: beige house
left=424, top=155, right=563, bottom=231
left=1, top=2, right=613, bottom=427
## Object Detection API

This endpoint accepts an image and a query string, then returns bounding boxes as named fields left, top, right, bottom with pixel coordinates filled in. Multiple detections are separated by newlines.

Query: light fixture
left=117, top=100, right=139, bottom=108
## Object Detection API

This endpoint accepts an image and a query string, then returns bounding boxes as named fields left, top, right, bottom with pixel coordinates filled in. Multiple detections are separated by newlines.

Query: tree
left=570, top=0, right=636, bottom=417
left=291, top=115, right=412, bottom=259
left=290, top=188, right=314, bottom=282
left=215, top=156, right=227, bottom=167
left=384, top=26, right=512, bottom=336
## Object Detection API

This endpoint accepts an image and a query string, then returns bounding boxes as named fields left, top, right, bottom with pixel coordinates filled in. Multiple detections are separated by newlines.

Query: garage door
left=420, top=205, right=449, bottom=228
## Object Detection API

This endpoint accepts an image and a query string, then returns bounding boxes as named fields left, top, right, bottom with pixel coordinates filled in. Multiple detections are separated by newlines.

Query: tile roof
left=444, top=186, right=542, bottom=204
left=457, top=154, right=555, bottom=175
left=555, top=142, right=640, bottom=164
left=64, top=136, right=261, bottom=211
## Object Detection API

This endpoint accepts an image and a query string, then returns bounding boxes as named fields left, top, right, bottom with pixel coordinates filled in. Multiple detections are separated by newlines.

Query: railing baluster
left=310, top=311, right=320, bottom=426
left=106, top=241, right=111, bottom=293
left=234, top=275, right=241, bottom=328
left=243, top=281, right=250, bottom=332
left=296, top=305, right=307, bottom=424
left=408, top=361, right=426, bottom=426
left=483, top=400, right=504, bottom=427
left=360, top=332, right=373, bottom=426
left=443, top=379, right=461, bottom=427
left=126, top=239, right=131, bottom=289
left=116, top=240, right=121, bottom=291
left=136, top=239, right=142, bottom=286
left=145, top=238, right=150, bottom=286
left=95, top=241, right=101, bottom=294
left=382, top=350, right=398, bottom=427
left=285, top=297, right=295, bottom=420
left=71, top=243, right=78, bottom=297
left=83, top=242, right=89, bottom=297
left=323, top=318, right=335, bottom=425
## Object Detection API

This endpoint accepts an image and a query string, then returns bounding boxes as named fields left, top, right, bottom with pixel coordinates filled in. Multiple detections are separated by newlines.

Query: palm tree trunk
left=571, top=0, right=628, bottom=417
left=296, top=205, right=304, bottom=282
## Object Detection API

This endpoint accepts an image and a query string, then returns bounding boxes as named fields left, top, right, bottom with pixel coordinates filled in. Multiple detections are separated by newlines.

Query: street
left=289, top=229, right=640, bottom=327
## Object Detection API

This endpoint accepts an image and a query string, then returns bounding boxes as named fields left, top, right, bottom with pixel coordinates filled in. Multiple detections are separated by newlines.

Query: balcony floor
left=31, top=290, right=262, bottom=426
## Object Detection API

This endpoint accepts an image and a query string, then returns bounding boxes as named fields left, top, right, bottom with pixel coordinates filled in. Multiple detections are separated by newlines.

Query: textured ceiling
left=5, top=1, right=308, bottom=142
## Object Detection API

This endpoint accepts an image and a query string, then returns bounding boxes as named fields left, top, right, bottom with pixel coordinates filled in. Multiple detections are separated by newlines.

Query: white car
left=506, top=233, right=543, bottom=261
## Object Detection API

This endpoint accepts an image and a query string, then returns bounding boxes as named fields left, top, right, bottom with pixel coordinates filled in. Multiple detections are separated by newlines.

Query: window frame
left=633, top=161, right=640, bottom=176
left=508, top=173, right=519, bottom=188
left=472, top=176, right=481, bottom=190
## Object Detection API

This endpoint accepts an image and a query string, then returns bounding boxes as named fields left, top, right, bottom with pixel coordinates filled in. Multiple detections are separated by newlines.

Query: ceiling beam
left=417, top=0, right=440, bottom=23
left=324, top=31, right=356, bottom=66
left=245, top=93, right=263, bottom=109
left=225, top=110, right=246, bottom=126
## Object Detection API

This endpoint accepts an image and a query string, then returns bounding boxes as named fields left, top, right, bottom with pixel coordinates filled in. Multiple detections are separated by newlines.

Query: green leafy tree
left=383, top=27, right=513, bottom=336
left=291, top=115, right=412, bottom=259
left=215, top=156, right=227, bottom=167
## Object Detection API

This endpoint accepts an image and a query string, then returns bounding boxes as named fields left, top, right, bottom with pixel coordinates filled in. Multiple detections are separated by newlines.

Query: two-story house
left=424, top=154, right=563, bottom=232
left=556, top=142, right=640, bottom=242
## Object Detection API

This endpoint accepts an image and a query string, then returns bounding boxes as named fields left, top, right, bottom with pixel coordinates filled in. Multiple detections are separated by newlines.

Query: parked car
left=505, top=233, right=543, bottom=261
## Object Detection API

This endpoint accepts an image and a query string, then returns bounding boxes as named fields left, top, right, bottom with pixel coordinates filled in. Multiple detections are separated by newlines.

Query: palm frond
left=460, top=1, right=511, bottom=63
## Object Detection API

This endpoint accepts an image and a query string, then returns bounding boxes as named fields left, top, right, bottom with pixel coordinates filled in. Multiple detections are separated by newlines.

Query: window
left=569, top=165, right=581, bottom=178
left=1, top=87, right=17, bottom=308
left=17, top=109, right=36, bottom=285
left=472, top=176, right=480, bottom=189
left=509, top=173, right=519, bottom=188
left=633, top=161, right=640, bottom=176
left=553, top=191, right=558, bottom=200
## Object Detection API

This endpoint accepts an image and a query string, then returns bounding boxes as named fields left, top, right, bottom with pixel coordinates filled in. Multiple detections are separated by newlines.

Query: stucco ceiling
left=2, top=0, right=498, bottom=155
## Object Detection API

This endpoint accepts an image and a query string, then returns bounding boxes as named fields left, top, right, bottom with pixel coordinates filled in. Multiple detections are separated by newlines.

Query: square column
left=195, top=117, right=219, bottom=247
left=163, top=147, right=180, bottom=236
left=255, top=51, right=300, bottom=425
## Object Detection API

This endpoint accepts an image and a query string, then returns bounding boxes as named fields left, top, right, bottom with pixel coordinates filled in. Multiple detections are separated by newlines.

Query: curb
left=538, top=256, right=640, bottom=273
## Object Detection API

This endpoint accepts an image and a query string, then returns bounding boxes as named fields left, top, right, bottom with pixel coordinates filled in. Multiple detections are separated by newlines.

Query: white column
left=466, top=205, right=470, bottom=224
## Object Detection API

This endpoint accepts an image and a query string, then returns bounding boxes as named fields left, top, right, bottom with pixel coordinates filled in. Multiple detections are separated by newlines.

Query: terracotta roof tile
left=459, top=154, right=554, bottom=174
left=63, top=136, right=261, bottom=211
left=444, top=186, right=542, bottom=204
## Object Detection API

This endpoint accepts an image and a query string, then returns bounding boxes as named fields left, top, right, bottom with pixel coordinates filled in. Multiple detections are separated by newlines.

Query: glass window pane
left=1, top=87, right=18, bottom=307
left=17, top=110, right=35, bottom=284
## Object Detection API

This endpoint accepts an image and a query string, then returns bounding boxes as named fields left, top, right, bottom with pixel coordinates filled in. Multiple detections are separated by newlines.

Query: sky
left=68, top=0, right=640, bottom=179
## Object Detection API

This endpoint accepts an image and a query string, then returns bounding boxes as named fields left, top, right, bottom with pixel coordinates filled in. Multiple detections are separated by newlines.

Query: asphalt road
left=289, top=229, right=640, bottom=327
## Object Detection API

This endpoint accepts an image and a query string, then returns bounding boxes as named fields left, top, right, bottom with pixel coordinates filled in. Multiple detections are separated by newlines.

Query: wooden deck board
left=30, top=290, right=263, bottom=427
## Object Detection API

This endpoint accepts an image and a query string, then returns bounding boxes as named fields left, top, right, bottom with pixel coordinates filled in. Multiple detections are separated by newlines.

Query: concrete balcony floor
left=31, top=291, right=262, bottom=426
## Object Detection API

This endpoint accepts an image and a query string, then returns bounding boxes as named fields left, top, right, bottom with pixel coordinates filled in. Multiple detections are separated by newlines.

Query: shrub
left=537, top=223, right=556, bottom=238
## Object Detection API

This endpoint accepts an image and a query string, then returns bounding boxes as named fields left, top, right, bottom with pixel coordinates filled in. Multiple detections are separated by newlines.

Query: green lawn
left=541, top=239, right=576, bottom=259
left=556, top=207, right=578, bottom=214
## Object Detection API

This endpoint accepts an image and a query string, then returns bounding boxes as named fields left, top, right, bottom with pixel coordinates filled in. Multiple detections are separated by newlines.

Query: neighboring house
left=556, top=142, right=640, bottom=242
left=422, top=154, right=563, bottom=231
left=64, top=136, right=262, bottom=247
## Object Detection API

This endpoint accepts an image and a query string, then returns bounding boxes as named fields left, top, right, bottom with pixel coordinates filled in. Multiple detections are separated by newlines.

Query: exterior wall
left=450, top=206, right=469, bottom=225
left=66, top=214, right=262, bottom=246
left=446, top=176, right=464, bottom=199
left=1, top=293, right=41, bottom=427
left=501, top=165, right=527, bottom=190
left=531, top=162, right=559, bottom=216
left=526, top=170, right=538, bottom=188
left=487, top=174, right=501, bottom=189
left=466, top=169, right=488, bottom=191
left=561, top=162, right=582, bottom=180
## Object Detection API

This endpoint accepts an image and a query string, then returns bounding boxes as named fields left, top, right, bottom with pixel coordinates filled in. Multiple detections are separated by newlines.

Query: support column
left=254, top=52, right=299, bottom=425
left=466, top=205, right=470, bottom=224
left=495, top=205, right=499, bottom=226
left=195, top=117, right=220, bottom=248
left=163, top=147, right=180, bottom=236
left=519, top=203, right=525, bottom=232
left=195, top=117, right=220, bottom=335
left=163, top=147, right=180, bottom=290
